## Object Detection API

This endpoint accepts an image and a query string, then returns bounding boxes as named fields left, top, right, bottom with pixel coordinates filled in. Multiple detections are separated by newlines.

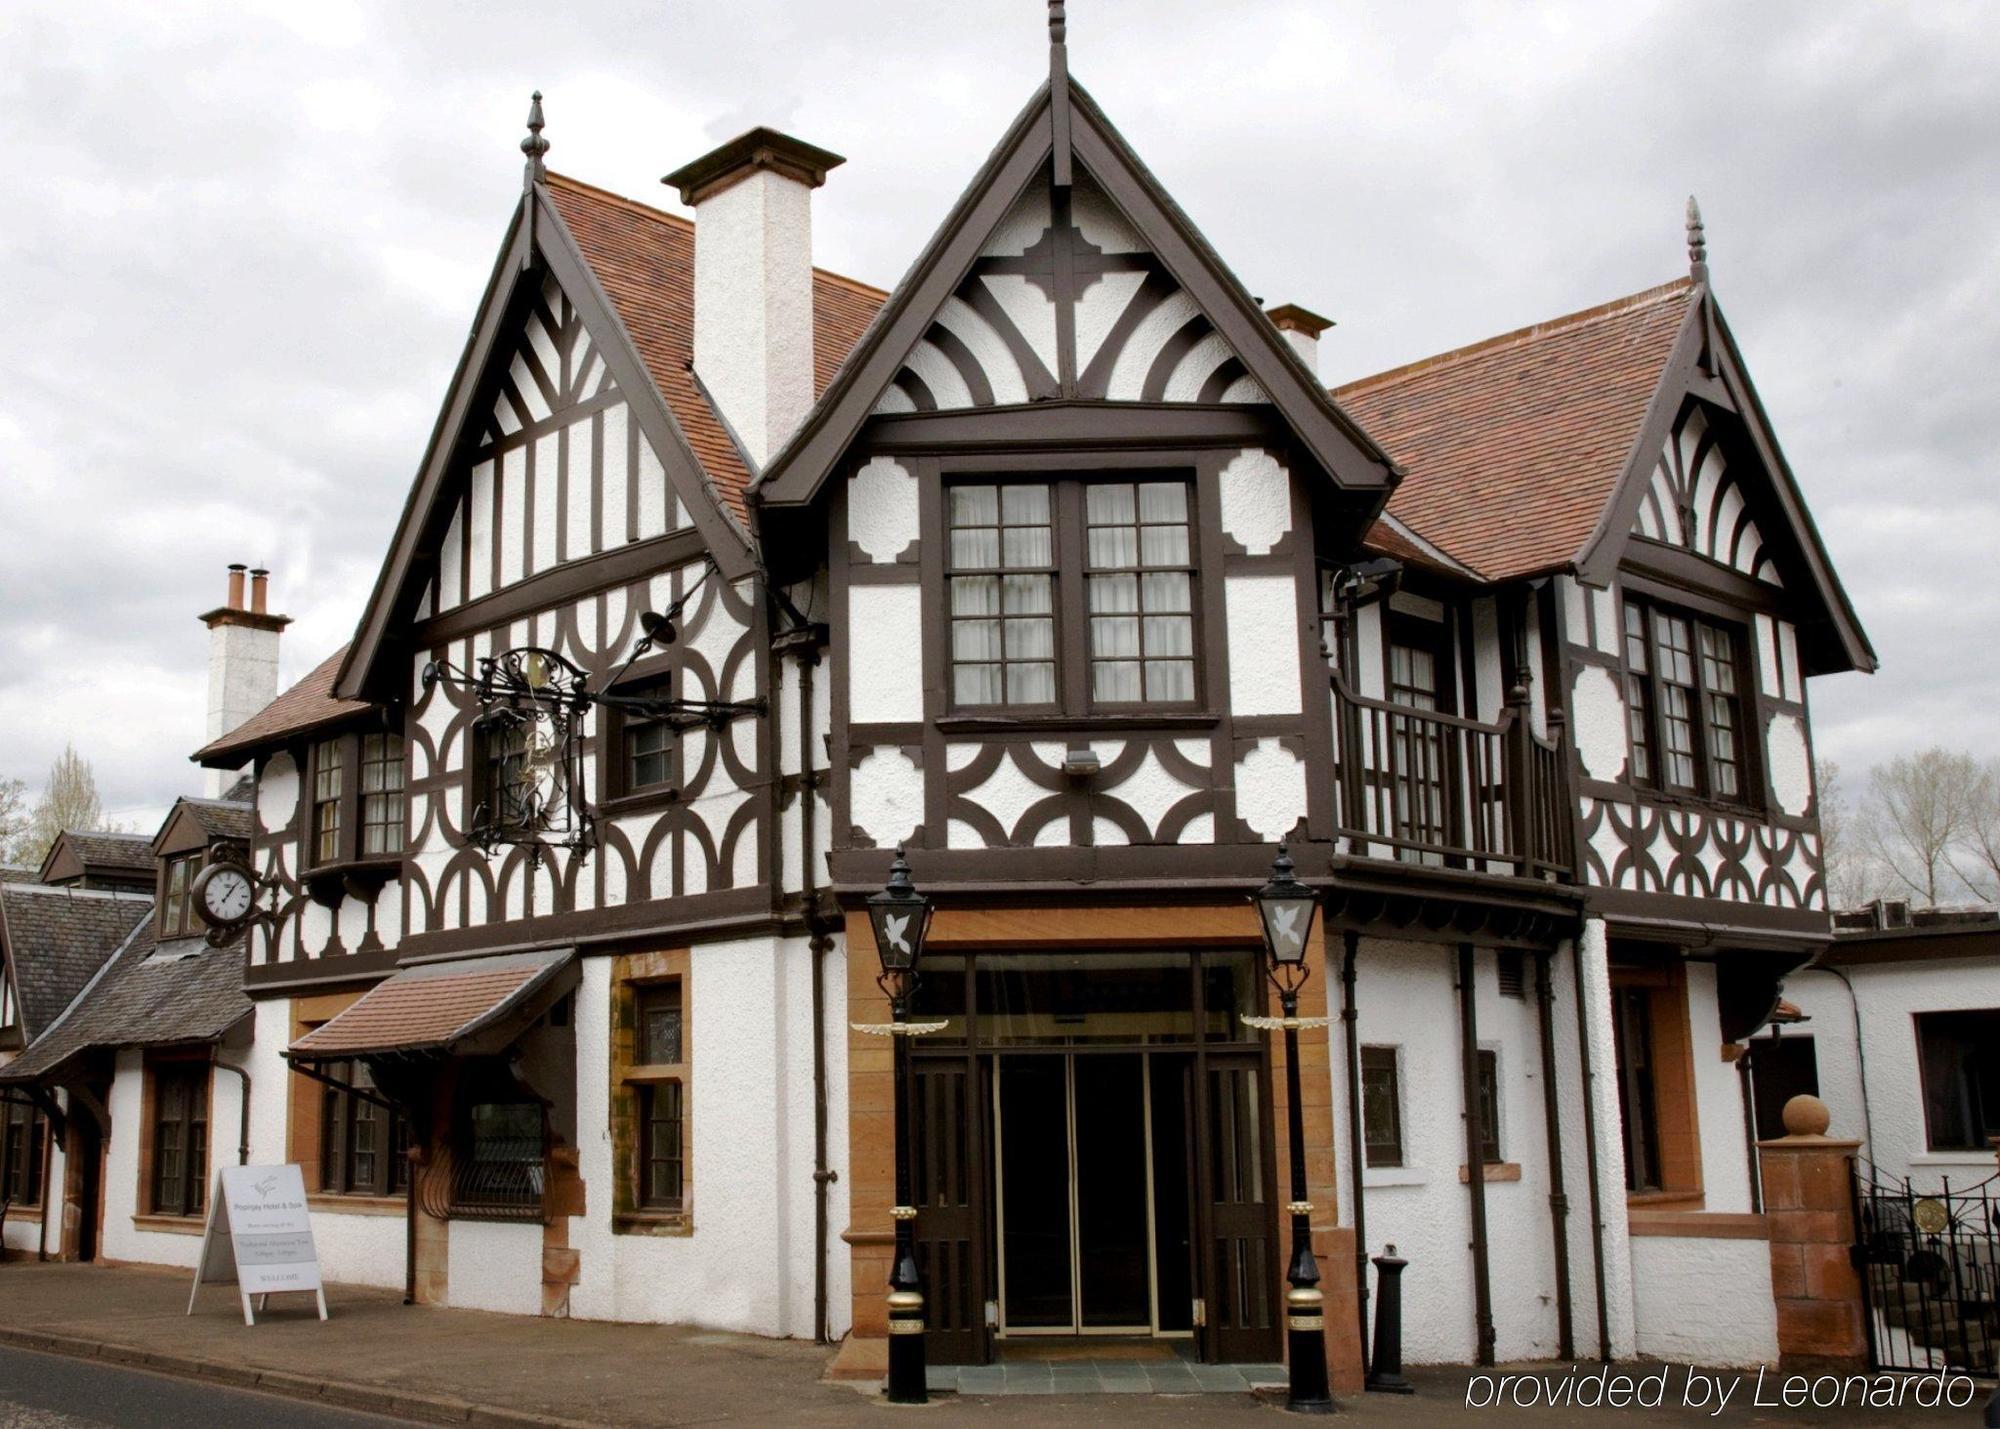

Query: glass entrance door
left=994, top=1051, right=1186, bottom=1335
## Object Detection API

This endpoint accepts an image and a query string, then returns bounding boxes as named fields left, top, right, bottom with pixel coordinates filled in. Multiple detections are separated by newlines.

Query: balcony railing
left=1330, top=674, right=1573, bottom=881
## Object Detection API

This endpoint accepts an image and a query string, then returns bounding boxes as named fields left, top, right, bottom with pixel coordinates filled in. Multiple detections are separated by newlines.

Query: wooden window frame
left=358, top=733, right=406, bottom=857
left=1359, top=1044, right=1404, bottom=1169
left=942, top=473, right=1204, bottom=717
left=1620, top=592, right=1760, bottom=811
left=598, top=659, right=681, bottom=813
left=304, top=730, right=406, bottom=873
left=158, top=852, right=202, bottom=939
left=1475, top=1048, right=1502, bottom=1165
left=613, top=950, right=692, bottom=1233
left=1608, top=958, right=1704, bottom=1202
left=1, top=1097, right=46, bottom=1209
left=316, top=1057, right=411, bottom=1199
left=1382, top=610, right=1455, bottom=715
left=1914, top=1009, right=2000, bottom=1153
left=144, top=1055, right=211, bottom=1219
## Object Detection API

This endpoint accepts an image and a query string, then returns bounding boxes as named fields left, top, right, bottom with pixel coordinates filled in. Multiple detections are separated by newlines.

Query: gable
left=417, top=271, right=691, bottom=621
left=1630, top=402, right=1782, bottom=586
left=756, top=78, right=1395, bottom=508
left=872, top=170, right=1265, bottom=414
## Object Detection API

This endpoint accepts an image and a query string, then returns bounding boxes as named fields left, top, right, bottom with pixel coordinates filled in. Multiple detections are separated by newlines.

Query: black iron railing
left=1329, top=675, right=1573, bottom=880
left=1854, top=1160, right=2000, bottom=1374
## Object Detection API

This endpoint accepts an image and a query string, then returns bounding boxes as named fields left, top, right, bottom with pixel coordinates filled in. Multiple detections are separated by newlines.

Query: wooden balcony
left=1329, top=674, right=1574, bottom=883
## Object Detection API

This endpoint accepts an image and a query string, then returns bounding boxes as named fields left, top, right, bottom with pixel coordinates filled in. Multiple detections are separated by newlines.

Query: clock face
left=198, top=864, right=255, bottom=926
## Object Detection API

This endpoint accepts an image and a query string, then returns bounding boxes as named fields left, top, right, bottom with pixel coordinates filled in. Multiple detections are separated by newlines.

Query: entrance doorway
left=907, top=949, right=1280, bottom=1366
left=994, top=1052, right=1192, bottom=1337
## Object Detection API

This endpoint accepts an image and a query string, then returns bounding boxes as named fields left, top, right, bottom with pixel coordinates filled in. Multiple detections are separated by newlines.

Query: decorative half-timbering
left=1630, top=403, right=1782, bottom=587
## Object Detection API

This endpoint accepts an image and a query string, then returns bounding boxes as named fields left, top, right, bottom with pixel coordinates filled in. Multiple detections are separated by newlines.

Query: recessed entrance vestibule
left=906, top=948, right=1282, bottom=1366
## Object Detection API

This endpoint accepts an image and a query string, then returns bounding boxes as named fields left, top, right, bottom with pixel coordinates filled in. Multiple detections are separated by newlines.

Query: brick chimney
left=198, top=564, right=290, bottom=797
left=1267, top=303, right=1335, bottom=379
left=663, top=128, right=845, bottom=468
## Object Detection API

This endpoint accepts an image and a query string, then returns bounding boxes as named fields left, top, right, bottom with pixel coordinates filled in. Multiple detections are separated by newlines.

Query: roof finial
left=1048, top=1, right=1072, bottom=187
left=1686, top=194, right=1708, bottom=284
left=522, top=90, right=550, bottom=188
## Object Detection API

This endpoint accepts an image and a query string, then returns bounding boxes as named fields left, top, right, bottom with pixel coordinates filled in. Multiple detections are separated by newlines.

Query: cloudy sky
left=2, top=0, right=1994, bottom=829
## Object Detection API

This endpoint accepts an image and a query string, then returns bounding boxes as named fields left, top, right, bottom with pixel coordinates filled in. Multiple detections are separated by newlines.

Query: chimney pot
left=664, top=128, right=845, bottom=467
left=1267, top=303, right=1335, bottom=379
left=226, top=563, right=247, bottom=610
left=249, top=568, right=269, bottom=615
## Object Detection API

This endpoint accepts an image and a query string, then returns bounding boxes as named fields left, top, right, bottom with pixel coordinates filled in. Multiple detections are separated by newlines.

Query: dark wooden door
left=1752, top=1035, right=1819, bottom=1140
left=1196, top=1052, right=1281, bottom=1363
left=911, top=1054, right=987, bottom=1364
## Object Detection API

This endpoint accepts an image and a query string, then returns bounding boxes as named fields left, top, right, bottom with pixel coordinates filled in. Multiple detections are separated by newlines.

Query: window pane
left=1092, top=616, right=1140, bottom=658
left=951, top=575, right=999, bottom=617
left=1006, top=618, right=1054, bottom=661
left=954, top=665, right=1002, bottom=705
left=952, top=619, right=1003, bottom=661
left=1006, top=662, right=1056, bottom=705
left=1000, top=483, right=1049, bottom=525
left=638, top=984, right=683, bottom=1065
left=1089, top=573, right=1138, bottom=614
left=1143, top=615, right=1193, bottom=658
left=1087, top=525, right=1138, bottom=567
left=1138, top=481, right=1186, bottom=522
left=1477, top=1050, right=1501, bottom=1163
left=1145, top=660, right=1195, bottom=703
left=1360, top=1047, right=1403, bottom=1168
left=1623, top=603, right=1648, bottom=672
left=949, top=485, right=998, bottom=526
left=1141, top=571, right=1190, bottom=613
left=1092, top=661, right=1141, bottom=703
left=1085, top=483, right=1135, bottom=523
left=1139, top=524, right=1190, bottom=566
left=1002, top=525, right=1053, bottom=567
left=950, top=527, right=999, bottom=569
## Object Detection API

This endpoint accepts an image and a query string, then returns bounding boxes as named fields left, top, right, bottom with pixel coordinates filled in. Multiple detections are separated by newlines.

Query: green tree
left=15, top=745, right=116, bottom=868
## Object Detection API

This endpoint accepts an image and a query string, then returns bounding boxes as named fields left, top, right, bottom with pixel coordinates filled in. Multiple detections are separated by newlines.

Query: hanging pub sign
left=418, top=557, right=764, bottom=866
left=186, top=1163, right=327, bottom=1326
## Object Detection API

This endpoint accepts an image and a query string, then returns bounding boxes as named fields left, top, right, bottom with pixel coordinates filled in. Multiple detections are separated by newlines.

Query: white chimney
left=1266, top=303, right=1335, bottom=379
left=198, top=564, right=288, bottom=797
left=664, top=128, right=845, bottom=468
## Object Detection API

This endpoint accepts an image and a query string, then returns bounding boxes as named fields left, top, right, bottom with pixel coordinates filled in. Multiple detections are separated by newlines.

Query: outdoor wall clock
left=191, top=847, right=274, bottom=947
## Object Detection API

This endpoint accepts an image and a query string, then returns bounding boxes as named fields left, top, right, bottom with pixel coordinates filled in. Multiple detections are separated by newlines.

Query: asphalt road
left=0, top=1346, right=400, bottom=1428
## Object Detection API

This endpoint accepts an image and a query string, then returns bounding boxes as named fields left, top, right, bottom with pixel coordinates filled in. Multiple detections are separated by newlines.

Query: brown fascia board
left=662, top=127, right=846, bottom=206
left=335, top=197, right=534, bottom=703
left=753, top=74, right=1399, bottom=513
left=193, top=704, right=373, bottom=769
left=1572, top=287, right=1875, bottom=676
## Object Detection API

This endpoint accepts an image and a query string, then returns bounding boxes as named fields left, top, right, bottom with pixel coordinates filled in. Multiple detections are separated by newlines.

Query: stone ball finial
left=1781, top=1093, right=1831, bottom=1138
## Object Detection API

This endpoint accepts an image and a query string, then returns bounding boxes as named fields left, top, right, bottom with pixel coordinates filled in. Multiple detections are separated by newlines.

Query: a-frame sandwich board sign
left=187, top=1163, right=328, bottom=1326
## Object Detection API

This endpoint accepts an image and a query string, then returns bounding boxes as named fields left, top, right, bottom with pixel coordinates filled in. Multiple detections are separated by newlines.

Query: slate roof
left=0, top=919, right=250, bottom=1083
left=544, top=173, right=887, bottom=522
left=194, top=645, right=371, bottom=765
left=175, top=797, right=254, bottom=845
left=54, top=831, right=155, bottom=875
left=0, top=884, right=153, bottom=1044
left=1337, top=279, right=1695, bottom=582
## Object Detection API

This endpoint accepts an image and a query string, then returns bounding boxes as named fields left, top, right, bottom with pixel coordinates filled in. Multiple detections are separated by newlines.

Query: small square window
left=637, top=982, right=683, bottom=1066
left=1360, top=1046, right=1403, bottom=1168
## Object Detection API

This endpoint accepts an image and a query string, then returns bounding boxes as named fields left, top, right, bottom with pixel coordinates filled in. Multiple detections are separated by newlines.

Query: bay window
left=1622, top=594, right=1754, bottom=805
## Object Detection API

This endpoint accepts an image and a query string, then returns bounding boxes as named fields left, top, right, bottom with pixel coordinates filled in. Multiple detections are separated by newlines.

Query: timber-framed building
left=5, top=16, right=1872, bottom=1385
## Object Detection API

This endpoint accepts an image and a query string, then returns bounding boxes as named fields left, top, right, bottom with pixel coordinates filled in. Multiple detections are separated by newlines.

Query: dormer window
left=945, top=475, right=1201, bottom=714
left=160, top=852, right=201, bottom=938
left=312, top=737, right=345, bottom=864
left=359, top=733, right=405, bottom=856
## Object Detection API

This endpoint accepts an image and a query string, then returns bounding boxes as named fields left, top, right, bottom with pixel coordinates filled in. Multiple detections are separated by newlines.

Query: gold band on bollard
left=1285, top=1200, right=1313, bottom=1217
left=888, top=1290, right=925, bottom=1311
left=890, top=1205, right=919, bottom=1221
left=888, top=1319, right=927, bottom=1335
left=1288, top=1315, right=1325, bottom=1332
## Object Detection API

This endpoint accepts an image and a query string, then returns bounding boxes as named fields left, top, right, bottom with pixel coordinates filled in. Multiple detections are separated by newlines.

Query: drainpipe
left=794, top=623, right=836, bottom=1345
left=1737, top=1042, right=1762, bottom=1214
left=1533, top=949, right=1575, bottom=1359
left=1570, top=937, right=1612, bottom=1361
left=211, top=1053, right=251, bottom=1165
left=1339, top=930, right=1369, bottom=1373
left=1455, top=943, right=1495, bottom=1366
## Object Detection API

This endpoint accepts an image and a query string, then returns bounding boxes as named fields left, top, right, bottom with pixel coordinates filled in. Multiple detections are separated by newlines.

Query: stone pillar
left=1758, top=1094, right=1866, bottom=1372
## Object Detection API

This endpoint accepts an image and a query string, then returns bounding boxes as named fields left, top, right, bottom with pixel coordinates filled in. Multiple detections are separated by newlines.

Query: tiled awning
left=287, top=948, right=577, bottom=1061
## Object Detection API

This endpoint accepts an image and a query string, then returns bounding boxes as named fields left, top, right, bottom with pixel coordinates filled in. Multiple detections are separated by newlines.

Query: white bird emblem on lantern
left=1269, top=903, right=1303, bottom=955
left=883, top=913, right=913, bottom=957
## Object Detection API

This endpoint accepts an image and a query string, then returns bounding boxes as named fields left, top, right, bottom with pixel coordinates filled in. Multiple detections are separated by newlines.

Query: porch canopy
left=286, top=948, right=577, bottom=1063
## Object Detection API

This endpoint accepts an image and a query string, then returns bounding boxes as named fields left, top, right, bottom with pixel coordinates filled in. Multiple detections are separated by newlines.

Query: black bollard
left=1984, top=1382, right=2000, bottom=1428
left=1365, top=1244, right=1414, bottom=1394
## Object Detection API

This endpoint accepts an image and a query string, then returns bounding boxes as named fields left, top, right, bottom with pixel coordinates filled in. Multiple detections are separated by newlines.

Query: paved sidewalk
left=0, top=1262, right=1982, bottom=1426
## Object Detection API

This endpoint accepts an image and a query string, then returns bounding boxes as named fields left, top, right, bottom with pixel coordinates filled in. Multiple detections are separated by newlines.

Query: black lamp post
left=865, top=847, right=934, bottom=1405
left=1252, top=842, right=1335, bottom=1414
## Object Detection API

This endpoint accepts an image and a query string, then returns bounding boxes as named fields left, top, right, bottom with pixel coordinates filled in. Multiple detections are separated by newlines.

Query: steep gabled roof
left=1339, top=275, right=1873, bottom=673
left=0, top=883, right=152, bottom=1043
left=752, top=76, right=1399, bottom=509
left=543, top=174, right=886, bottom=522
left=37, top=829, right=155, bottom=884
left=163, top=796, right=254, bottom=848
left=1338, top=281, right=1697, bottom=583
left=195, top=645, right=370, bottom=766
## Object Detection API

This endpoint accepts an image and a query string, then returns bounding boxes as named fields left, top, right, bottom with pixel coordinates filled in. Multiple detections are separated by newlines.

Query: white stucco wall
left=1686, top=962, right=1755, bottom=1213
left=1328, top=939, right=1576, bottom=1364
left=1777, top=958, right=2000, bottom=1187
left=448, top=1219, right=544, bottom=1316
left=1629, top=1233, right=1778, bottom=1366
left=566, top=934, right=826, bottom=1336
